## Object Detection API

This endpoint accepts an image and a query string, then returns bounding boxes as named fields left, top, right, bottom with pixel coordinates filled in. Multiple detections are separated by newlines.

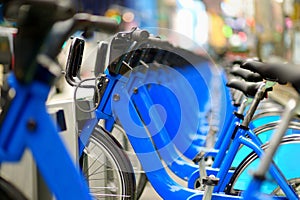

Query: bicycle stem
left=235, top=97, right=252, bottom=119
left=241, top=83, right=266, bottom=128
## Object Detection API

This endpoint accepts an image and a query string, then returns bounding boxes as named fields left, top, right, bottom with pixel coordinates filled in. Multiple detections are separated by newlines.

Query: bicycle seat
left=9, top=0, right=118, bottom=84
left=226, top=79, right=261, bottom=97
left=230, top=66, right=263, bottom=82
left=2, top=0, right=74, bottom=22
left=241, top=61, right=287, bottom=84
left=242, top=60, right=300, bottom=93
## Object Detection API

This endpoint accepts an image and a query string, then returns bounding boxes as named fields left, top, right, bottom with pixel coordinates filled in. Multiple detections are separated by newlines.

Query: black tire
left=0, top=177, right=27, bottom=200
left=80, top=125, right=136, bottom=199
left=225, top=135, right=300, bottom=196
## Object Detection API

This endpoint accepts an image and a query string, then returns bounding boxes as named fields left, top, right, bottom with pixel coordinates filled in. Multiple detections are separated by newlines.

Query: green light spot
left=112, top=15, right=122, bottom=24
left=223, top=25, right=233, bottom=38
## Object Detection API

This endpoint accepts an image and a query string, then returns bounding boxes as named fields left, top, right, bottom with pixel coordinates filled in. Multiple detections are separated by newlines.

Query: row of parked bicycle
left=1, top=1, right=300, bottom=200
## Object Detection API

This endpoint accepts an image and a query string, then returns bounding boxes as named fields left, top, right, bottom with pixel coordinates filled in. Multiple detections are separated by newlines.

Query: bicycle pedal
left=202, top=175, right=219, bottom=186
left=192, top=151, right=205, bottom=163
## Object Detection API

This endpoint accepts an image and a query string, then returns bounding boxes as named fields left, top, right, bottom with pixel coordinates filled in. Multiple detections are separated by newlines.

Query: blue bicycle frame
left=0, top=74, right=92, bottom=200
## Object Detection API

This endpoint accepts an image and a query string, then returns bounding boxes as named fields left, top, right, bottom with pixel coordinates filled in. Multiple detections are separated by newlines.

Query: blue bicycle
left=65, top=27, right=300, bottom=199
left=0, top=1, right=136, bottom=199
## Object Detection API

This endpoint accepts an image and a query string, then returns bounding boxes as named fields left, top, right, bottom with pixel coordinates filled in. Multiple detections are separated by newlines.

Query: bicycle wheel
left=0, top=177, right=27, bottom=200
left=110, top=124, right=148, bottom=199
left=80, top=125, right=136, bottom=199
left=225, top=135, right=300, bottom=196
